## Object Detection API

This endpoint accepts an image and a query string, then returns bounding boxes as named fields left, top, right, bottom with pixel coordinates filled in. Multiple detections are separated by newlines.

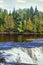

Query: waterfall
left=0, top=41, right=43, bottom=65
left=32, top=48, right=43, bottom=65
left=0, top=48, right=34, bottom=64
left=0, top=47, right=43, bottom=65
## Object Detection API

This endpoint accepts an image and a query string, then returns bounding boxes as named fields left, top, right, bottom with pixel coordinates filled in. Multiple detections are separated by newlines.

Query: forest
left=0, top=6, right=43, bottom=33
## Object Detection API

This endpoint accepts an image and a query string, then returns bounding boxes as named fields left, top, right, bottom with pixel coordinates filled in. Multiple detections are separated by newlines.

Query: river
left=0, top=34, right=43, bottom=42
left=0, top=34, right=43, bottom=65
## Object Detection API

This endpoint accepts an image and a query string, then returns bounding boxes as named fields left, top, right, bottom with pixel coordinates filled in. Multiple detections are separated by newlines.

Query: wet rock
left=0, top=58, right=5, bottom=63
left=0, top=52, right=6, bottom=63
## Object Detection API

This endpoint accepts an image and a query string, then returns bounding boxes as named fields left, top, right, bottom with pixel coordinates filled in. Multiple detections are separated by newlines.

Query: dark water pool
left=0, top=34, right=43, bottom=42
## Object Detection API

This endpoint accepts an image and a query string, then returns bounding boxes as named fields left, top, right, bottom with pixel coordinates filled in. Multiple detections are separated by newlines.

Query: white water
left=32, top=48, right=43, bottom=65
left=0, top=47, right=43, bottom=65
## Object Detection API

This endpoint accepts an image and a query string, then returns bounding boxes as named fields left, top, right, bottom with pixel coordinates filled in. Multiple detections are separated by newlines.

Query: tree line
left=0, top=6, right=43, bottom=33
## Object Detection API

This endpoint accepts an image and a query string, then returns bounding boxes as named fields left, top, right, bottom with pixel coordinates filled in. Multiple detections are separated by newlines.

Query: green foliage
left=17, top=21, right=23, bottom=32
left=0, top=7, right=43, bottom=33
left=35, top=6, right=38, bottom=15
left=27, top=18, right=33, bottom=32
left=23, top=20, right=27, bottom=31
left=4, top=15, right=14, bottom=31
left=29, top=6, right=34, bottom=21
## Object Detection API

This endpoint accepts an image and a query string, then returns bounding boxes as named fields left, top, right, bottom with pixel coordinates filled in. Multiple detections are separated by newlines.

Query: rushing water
left=0, top=34, right=43, bottom=65
left=0, top=42, right=43, bottom=65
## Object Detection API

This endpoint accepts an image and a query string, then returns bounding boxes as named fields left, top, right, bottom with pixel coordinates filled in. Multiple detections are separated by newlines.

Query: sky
left=0, top=0, right=43, bottom=12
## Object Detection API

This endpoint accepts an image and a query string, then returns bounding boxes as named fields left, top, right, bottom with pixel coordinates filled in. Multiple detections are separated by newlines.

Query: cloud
left=3, top=0, right=16, bottom=11
left=38, top=0, right=43, bottom=2
left=17, top=0, right=26, bottom=3
left=0, top=0, right=43, bottom=12
left=0, top=0, right=4, bottom=8
left=0, top=0, right=4, bottom=3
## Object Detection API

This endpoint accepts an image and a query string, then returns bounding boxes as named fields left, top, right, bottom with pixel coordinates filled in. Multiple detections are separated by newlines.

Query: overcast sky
left=0, top=0, right=43, bottom=12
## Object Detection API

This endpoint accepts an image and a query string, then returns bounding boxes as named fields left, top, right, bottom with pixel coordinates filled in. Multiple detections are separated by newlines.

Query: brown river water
left=0, top=34, right=43, bottom=42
